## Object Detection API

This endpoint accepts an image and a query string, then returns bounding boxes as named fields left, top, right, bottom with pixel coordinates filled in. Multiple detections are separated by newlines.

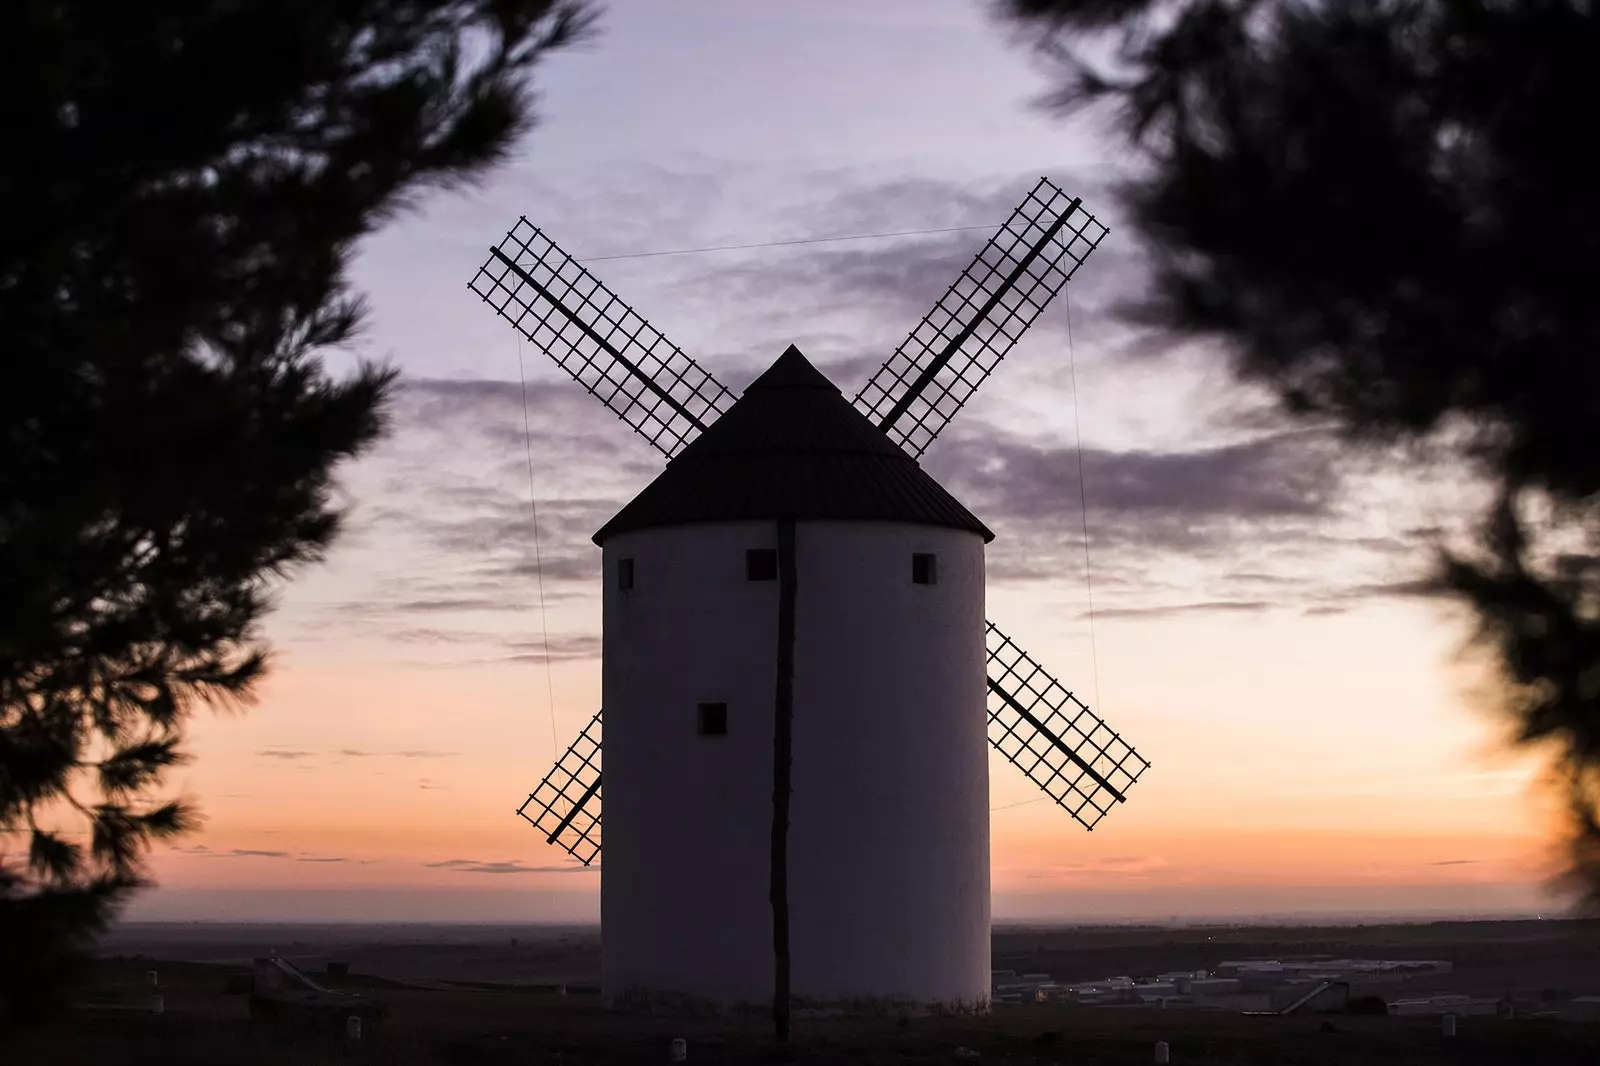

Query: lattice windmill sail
left=985, top=622, right=1145, bottom=830
left=854, top=180, right=1108, bottom=458
left=470, top=176, right=1150, bottom=1005
left=470, top=220, right=736, bottom=457
left=515, top=708, right=602, bottom=865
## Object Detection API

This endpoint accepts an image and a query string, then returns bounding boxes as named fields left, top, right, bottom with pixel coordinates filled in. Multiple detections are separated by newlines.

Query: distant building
left=1189, top=978, right=1242, bottom=995
left=995, top=957, right=1452, bottom=1015
left=1561, top=997, right=1600, bottom=1023
left=1273, top=981, right=1350, bottom=1015
left=1389, top=994, right=1502, bottom=1017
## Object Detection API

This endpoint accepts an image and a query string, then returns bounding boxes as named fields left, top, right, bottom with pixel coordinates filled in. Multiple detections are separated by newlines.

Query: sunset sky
left=134, top=0, right=1568, bottom=924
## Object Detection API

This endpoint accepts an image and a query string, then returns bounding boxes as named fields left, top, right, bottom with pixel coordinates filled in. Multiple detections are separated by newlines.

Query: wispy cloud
left=336, top=749, right=458, bottom=760
left=178, top=845, right=280, bottom=859
left=931, top=426, right=1342, bottom=533
left=256, top=749, right=316, bottom=761
left=265, top=167, right=1466, bottom=669
left=304, top=364, right=1439, bottom=632
left=424, top=858, right=598, bottom=875
left=732, top=171, right=1148, bottom=338
left=1088, top=600, right=1277, bottom=621
left=182, top=847, right=294, bottom=859
left=176, top=843, right=375, bottom=864
left=1017, top=854, right=1172, bottom=880
left=929, top=422, right=1360, bottom=601
left=499, top=634, right=603, bottom=665
left=382, top=597, right=554, bottom=615
left=1087, top=579, right=1455, bottom=622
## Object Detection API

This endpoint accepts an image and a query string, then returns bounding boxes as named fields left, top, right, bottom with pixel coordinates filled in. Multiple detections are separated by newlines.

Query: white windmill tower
left=469, top=178, right=1150, bottom=1014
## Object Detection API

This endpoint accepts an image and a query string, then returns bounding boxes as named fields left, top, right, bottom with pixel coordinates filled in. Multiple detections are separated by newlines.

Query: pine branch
left=28, top=830, right=83, bottom=885
left=2, top=2, right=595, bottom=1020
left=96, top=738, right=187, bottom=796
left=998, top=0, right=1600, bottom=906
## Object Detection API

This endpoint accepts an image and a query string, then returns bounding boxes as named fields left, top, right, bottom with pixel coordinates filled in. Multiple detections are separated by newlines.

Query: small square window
left=697, top=702, right=728, bottom=736
left=746, top=548, right=777, bottom=581
left=618, top=557, right=634, bottom=591
left=912, top=553, right=938, bottom=585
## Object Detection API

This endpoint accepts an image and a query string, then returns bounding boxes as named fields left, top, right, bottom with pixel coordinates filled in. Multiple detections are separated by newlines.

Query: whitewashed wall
left=599, top=520, right=989, bottom=1008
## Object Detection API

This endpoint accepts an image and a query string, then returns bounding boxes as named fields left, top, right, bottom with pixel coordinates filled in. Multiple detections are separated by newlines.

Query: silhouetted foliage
left=0, top=0, right=593, bottom=1030
left=998, top=0, right=1600, bottom=906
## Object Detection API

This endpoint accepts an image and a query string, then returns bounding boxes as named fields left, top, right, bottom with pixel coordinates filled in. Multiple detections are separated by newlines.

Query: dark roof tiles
left=591, top=346, right=993, bottom=544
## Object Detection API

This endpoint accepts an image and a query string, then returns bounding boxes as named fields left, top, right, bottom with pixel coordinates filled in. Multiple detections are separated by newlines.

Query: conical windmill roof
left=592, top=346, right=994, bottom=544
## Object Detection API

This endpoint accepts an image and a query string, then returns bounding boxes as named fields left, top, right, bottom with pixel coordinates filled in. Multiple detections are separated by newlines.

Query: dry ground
left=992, top=919, right=1600, bottom=998
left=7, top=920, right=1599, bottom=1065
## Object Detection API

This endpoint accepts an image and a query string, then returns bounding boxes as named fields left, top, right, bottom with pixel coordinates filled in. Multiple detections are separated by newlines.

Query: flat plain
left=11, top=919, right=1600, bottom=1065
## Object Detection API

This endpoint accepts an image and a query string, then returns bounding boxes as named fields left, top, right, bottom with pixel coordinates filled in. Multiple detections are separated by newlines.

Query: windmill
left=469, top=177, right=1150, bottom=1011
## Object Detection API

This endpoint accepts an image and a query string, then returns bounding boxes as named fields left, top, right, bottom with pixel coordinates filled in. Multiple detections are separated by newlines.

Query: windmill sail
left=515, top=632, right=1149, bottom=864
left=516, top=709, right=603, bottom=866
left=853, top=178, right=1108, bottom=459
left=986, top=622, right=1148, bottom=830
left=470, top=220, right=736, bottom=459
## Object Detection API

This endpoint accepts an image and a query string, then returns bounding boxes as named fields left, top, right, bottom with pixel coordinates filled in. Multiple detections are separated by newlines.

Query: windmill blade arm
left=986, top=621, right=1149, bottom=831
left=516, top=709, right=603, bottom=865
left=471, top=221, right=736, bottom=458
left=855, top=179, right=1109, bottom=459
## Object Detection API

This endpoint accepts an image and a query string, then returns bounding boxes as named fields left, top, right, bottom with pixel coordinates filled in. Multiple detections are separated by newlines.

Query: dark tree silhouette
left=0, top=0, right=593, bottom=1027
left=997, top=0, right=1600, bottom=906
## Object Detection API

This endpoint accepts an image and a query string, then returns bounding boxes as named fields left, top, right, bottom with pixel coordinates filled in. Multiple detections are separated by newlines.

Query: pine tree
left=997, top=0, right=1600, bottom=907
left=0, top=0, right=594, bottom=1028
